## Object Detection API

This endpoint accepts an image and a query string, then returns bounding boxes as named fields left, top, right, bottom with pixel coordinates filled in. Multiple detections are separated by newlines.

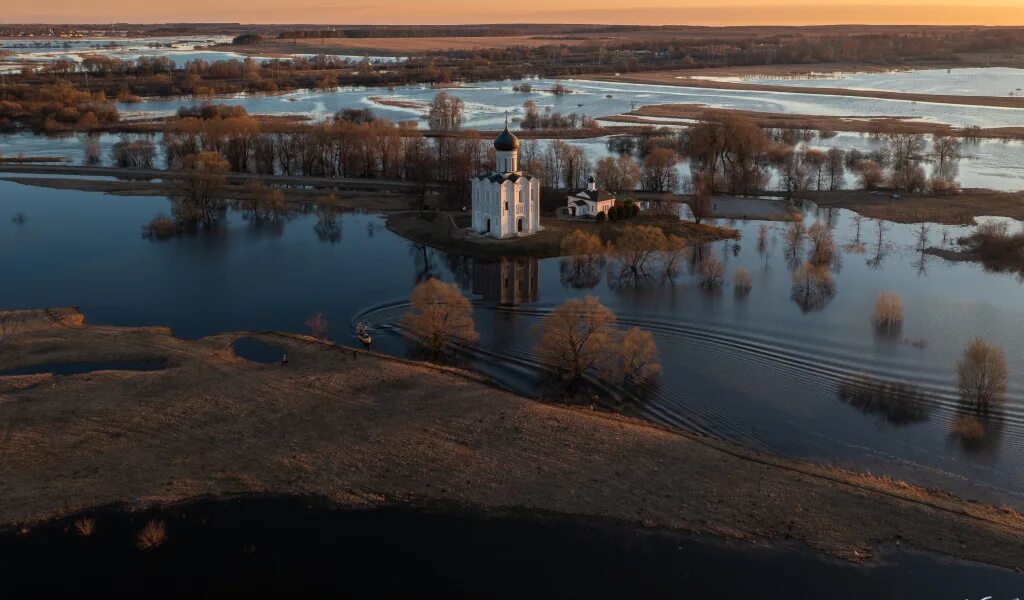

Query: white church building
left=470, top=121, right=541, bottom=239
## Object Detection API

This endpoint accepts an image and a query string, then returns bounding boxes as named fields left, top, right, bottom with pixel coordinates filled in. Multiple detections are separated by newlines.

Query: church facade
left=470, top=122, right=541, bottom=239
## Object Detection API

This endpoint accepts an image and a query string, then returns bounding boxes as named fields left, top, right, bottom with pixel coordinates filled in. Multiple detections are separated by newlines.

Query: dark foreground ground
left=2, top=495, right=1022, bottom=598
left=2, top=308, right=1024, bottom=581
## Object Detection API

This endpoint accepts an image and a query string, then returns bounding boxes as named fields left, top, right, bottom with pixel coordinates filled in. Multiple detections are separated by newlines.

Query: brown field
left=604, top=105, right=1024, bottom=139
left=807, top=189, right=1024, bottom=225
left=3, top=308, right=1024, bottom=569
left=592, top=68, right=1024, bottom=110
left=239, top=35, right=601, bottom=55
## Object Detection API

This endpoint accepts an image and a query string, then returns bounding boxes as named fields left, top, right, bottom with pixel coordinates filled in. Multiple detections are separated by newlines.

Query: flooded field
left=2, top=179, right=1023, bottom=508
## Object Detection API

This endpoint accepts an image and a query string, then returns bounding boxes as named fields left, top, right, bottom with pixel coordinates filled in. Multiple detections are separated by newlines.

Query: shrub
left=137, top=520, right=167, bottom=551
left=595, top=211, right=606, bottom=223
left=948, top=414, right=988, bottom=451
left=734, top=268, right=752, bottom=292
left=956, top=338, right=1008, bottom=412
left=73, top=517, right=96, bottom=537
left=929, top=176, right=961, bottom=196
left=143, top=215, right=178, bottom=239
left=698, top=252, right=725, bottom=288
left=872, top=292, right=904, bottom=332
left=791, top=261, right=835, bottom=312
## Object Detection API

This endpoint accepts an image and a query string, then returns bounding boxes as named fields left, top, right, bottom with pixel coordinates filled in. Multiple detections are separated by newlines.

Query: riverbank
left=806, top=189, right=1024, bottom=225
left=385, top=211, right=738, bottom=259
left=2, top=308, right=1024, bottom=570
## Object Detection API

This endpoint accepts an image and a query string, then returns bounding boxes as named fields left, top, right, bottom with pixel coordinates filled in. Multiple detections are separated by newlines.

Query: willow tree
left=402, top=278, right=478, bottom=355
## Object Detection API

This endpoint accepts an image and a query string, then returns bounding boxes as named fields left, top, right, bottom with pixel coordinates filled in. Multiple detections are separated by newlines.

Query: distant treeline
left=277, top=25, right=655, bottom=39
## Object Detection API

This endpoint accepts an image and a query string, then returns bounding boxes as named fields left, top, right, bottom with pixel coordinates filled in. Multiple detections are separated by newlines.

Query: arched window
left=504, top=201, right=509, bottom=211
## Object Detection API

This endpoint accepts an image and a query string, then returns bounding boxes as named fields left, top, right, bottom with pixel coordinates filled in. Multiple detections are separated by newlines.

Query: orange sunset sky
left=2, top=0, right=1022, bottom=25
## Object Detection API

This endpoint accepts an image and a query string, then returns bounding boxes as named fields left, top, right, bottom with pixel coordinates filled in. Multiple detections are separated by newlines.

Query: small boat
left=358, top=333, right=372, bottom=348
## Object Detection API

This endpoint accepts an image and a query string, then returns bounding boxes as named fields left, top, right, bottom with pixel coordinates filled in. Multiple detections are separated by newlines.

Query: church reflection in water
left=472, top=257, right=539, bottom=305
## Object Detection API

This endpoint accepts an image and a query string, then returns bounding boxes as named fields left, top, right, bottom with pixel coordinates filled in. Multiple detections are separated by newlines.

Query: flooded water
left=2, top=180, right=1024, bottom=508
left=126, top=76, right=1024, bottom=130
left=697, top=67, right=1024, bottom=98
left=4, top=496, right=1020, bottom=597
left=232, top=337, right=286, bottom=364
left=0, top=36, right=401, bottom=72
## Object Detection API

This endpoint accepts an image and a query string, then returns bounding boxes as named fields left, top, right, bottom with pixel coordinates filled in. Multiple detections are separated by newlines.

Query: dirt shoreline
left=590, top=68, right=1024, bottom=110
left=2, top=308, right=1024, bottom=570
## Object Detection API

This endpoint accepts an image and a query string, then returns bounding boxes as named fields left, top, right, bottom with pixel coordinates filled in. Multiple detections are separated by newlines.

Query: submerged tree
left=402, top=278, right=479, bottom=354
left=559, top=229, right=605, bottom=289
left=535, top=297, right=661, bottom=389
left=698, top=251, right=725, bottom=288
left=956, top=338, right=1008, bottom=413
left=619, top=327, right=662, bottom=387
left=172, top=151, right=229, bottom=228
left=608, top=225, right=666, bottom=283
left=791, top=261, right=835, bottom=312
left=660, top=234, right=690, bottom=279
left=534, top=297, right=617, bottom=383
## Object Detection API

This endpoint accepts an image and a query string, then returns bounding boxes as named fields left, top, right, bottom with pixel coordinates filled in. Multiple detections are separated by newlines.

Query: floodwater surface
left=2, top=180, right=1024, bottom=509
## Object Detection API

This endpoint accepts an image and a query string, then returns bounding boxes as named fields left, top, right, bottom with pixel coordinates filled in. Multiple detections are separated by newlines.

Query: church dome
left=494, top=126, right=520, bottom=152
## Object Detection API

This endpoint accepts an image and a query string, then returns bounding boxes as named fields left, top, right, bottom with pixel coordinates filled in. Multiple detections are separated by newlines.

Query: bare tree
left=734, top=268, right=753, bottom=293
left=402, top=278, right=479, bottom=354
left=560, top=229, right=606, bottom=289
left=608, top=225, right=667, bottom=280
left=427, top=91, right=464, bottom=131
left=807, top=221, right=836, bottom=266
left=791, top=261, right=835, bottom=312
left=689, top=171, right=713, bottom=224
left=305, top=312, right=330, bottom=340
left=534, top=297, right=617, bottom=382
left=932, top=134, right=962, bottom=167
left=660, top=234, right=690, bottom=278
left=619, top=327, right=662, bottom=386
left=172, top=151, right=229, bottom=228
left=698, top=251, right=725, bottom=288
left=825, top=147, right=846, bottom=191
left=957, top=338, right=1008, bottom=412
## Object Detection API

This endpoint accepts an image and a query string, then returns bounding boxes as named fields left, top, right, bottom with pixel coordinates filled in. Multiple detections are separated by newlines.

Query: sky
left=3, top=1, right=1024, bottom=26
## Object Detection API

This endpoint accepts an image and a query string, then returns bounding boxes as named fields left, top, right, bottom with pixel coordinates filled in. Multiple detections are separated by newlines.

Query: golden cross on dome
left=505, top=111, right=509, bottom=127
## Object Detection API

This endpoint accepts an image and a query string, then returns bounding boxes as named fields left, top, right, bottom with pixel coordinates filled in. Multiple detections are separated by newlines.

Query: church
left=470, top=119, right=541, bottom=239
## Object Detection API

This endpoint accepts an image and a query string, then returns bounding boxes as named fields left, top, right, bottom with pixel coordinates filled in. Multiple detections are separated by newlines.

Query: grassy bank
left=386, top=211, right=737, bottom=259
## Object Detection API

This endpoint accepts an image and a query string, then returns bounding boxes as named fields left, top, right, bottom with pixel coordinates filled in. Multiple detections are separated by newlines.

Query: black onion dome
left=493, top=126, right=520, bottom=151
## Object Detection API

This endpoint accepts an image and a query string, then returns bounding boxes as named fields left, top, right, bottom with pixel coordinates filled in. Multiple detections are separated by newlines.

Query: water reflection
left=473, top=257, right=539, bottom=306
left=837, top=375, right=931, bottom=426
